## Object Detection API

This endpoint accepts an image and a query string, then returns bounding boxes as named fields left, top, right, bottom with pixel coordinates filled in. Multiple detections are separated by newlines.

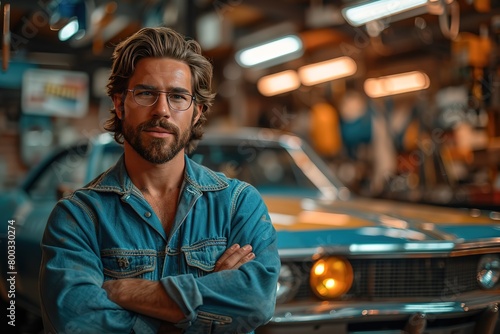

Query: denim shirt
left=39, top=155, right=280, bottom=334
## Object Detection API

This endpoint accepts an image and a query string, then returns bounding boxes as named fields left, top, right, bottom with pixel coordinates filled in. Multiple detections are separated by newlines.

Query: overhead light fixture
left=55, top=0, right=88, bottom=41
left=235, top=35, right=303, bottom=68
left=364, top=71, right=430, bottom=98
left=257, top=70, right=301, bottom=96
left=298, top=56, right=357, bottom=86
left=58, top=19, right=80, bottom=41
left=342, top=0, right=428, bottom=26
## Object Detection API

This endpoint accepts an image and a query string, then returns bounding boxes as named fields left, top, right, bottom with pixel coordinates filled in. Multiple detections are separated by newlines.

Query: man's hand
left=214, top=244, right=255, bottom=272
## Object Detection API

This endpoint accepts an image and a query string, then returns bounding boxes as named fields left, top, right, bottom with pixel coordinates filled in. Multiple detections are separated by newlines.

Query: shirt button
left=144, top=212, right=152, bottom=218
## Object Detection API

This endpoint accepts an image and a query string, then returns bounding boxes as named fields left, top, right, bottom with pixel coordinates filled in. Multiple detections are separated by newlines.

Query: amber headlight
left=276, top=263, right=301, bottom=303
left=477, top=254, right=500, bottom=289
left=310, top=257, right=353, bottom=299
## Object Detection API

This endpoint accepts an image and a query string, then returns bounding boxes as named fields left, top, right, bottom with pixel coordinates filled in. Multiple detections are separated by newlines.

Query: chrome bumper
left=260, top=293, right=500, bottom=334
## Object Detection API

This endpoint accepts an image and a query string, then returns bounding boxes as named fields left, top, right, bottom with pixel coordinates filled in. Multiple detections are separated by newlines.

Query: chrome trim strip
left=269, top=294, right=500, bottom=325
left=277, top=242, right=500, bottom=259
left=278, top=248, right=320, bottom=259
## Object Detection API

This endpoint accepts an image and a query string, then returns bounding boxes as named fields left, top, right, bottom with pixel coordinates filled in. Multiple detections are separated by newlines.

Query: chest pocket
left=178, top=238, right=227, bottom=276
left=101, top=249, right=158, bottom=281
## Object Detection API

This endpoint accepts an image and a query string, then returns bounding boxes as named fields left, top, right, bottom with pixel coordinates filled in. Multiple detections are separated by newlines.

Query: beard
left=122, top=117, right=191, bottom=164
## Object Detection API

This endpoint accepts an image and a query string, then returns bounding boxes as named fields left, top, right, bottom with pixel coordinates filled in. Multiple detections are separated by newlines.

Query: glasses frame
left=126, top=88, right=196, bottom=111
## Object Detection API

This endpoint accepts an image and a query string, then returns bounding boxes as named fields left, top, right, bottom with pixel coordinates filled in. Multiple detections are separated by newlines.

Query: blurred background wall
left=1, top=0, right=499, bottom=209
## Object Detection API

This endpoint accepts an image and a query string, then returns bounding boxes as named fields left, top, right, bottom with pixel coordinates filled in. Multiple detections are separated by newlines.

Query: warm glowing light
left=342, top=0, right=428, bottom=26
left=310, top=257, right=353, bottom=299
left=236, top=35, right=303, bottom=67
left=324, top=279, right=336, bottom=288
left=298, top=57, right=357, bottom=86
left=257, top=70, right=301, bottom=96
left=314, top=263, right=325, bottom=275
left=364, top=71, right=430, bottom=98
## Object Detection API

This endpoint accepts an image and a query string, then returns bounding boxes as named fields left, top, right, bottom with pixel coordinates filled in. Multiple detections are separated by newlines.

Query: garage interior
left=1, top=0, right=500, bottom=209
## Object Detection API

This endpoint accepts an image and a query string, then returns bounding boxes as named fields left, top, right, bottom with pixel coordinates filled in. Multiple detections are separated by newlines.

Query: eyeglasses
left=126, top=88, right=196, bottom=111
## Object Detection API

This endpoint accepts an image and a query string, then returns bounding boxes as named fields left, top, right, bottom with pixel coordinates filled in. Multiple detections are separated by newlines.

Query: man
left=39, top=27, right=280, bottom=334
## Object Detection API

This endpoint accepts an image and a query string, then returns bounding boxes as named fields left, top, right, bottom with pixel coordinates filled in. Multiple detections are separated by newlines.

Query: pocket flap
left=181, top=238, right=227, bottom=272
left=101, top=249, right=156, bottom=279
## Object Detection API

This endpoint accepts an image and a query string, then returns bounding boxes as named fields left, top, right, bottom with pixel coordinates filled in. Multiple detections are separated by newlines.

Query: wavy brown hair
left=103, top=27, right=215, bottom=153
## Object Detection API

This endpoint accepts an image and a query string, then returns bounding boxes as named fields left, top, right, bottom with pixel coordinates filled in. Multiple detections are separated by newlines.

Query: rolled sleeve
left=160, top=274, right=203, bottom=329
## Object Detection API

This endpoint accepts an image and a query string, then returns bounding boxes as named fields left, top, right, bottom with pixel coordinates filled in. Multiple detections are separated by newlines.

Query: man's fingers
left=233, top=251, right=255, bottom=270
left=214, top=244, right=254, bottom=272
left=214, top=244, right=240, bottom=271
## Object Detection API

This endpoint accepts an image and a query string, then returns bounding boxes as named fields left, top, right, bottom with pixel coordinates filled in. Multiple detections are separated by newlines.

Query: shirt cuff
left=160, top=274, right=203, bottom=330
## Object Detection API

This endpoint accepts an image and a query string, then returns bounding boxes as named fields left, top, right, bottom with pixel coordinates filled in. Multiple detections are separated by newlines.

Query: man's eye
left=170, top=94, right=188, bottom=101
left=136, top=90, right=156, bottom=97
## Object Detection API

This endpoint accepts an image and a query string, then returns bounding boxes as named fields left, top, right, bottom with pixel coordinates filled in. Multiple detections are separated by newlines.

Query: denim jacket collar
left=87, top=154, right=229, bottom=195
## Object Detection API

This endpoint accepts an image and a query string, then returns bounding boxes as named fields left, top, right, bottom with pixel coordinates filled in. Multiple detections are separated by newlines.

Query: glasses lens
left=133, top=89, right=158, bottom=106
left=130, top=89, right=193, bottom=110
left=168, top=93, right=192, bottom=111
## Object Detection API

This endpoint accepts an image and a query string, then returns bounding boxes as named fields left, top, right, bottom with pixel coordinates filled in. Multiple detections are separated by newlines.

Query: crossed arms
left=102, top=244, right=255, bottom=323
left=40, top=190, right=280, bottom=334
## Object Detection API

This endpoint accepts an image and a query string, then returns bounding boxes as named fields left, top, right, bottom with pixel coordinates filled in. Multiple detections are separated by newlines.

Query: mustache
left=139, top=119, right=179, bottom=135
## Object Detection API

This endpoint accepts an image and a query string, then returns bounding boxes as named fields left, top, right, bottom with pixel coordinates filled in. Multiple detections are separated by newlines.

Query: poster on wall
left=21, top=68, right=89, bottom=118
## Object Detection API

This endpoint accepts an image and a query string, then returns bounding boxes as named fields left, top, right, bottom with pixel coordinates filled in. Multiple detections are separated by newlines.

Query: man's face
left=113, top=57, right=201, bottom=164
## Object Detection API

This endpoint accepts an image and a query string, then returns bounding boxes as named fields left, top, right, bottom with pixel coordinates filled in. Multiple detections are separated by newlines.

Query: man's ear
left=112, top=94, right=124, bottom=119
left=193, top=104, right=202, bottom=123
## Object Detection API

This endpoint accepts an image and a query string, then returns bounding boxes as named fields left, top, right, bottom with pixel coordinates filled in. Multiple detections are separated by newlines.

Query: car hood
left=264, top=196, right=500, bottom=251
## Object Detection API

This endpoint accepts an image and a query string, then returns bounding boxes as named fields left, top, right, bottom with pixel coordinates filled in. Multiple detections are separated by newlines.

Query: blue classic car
left=1, top=127, right=500, bottom=334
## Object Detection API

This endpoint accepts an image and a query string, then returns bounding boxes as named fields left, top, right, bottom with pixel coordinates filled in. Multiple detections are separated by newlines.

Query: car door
left=11, top=144, right=90, bottom=311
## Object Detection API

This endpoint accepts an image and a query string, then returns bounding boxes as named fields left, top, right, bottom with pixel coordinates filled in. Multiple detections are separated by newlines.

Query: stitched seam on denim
left=185, top=185, right=200, bottom=196
left=131, top=187, right=144, bottom=198
left=185, top=167, right=229, bottom=191
left=102, top=252, right=157, bottom=277
left=197, top=311, right=232, bottom=323
left=68, top=195, right=98, bottom=228
left=82, top=161, right=136, bottom=195
left=82, top=184, right=127, bottom=195
left=185, top=175, right=226, bottom=191
left=101, top=249, right=159, bottom=256
left=180, top=238, right=227, bottom=251
left=83, top=168, right=127, bottom=194
left=183, top=257, right=213, bottom=271
left=104, top=266, right=155, bottom=278
left=184, top=252, right=219, bottom=269
left=230, top=182, right=250, bottom=219
left=180, top=239, right=226, bottom=270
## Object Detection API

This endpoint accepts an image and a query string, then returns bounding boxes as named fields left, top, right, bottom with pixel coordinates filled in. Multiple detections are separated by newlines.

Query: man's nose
left=154, top=92, right=172, bottom=116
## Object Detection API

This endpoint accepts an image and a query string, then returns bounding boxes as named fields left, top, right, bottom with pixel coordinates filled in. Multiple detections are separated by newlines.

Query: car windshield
left=27, top=142, right=122, bottom=201
left=191, top=141, right=339, bottom=199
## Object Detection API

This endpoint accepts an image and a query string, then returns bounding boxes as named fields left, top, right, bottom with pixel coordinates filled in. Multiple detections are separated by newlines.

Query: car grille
left=292, top=254, right=486, bottom=301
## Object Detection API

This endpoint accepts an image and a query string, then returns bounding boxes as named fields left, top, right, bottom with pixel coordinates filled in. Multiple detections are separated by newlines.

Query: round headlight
left=310, top=257, right=353, bottom=299
left=477, top=254, right=500, bottom=289
left=276, top=263, right=302, bottom=304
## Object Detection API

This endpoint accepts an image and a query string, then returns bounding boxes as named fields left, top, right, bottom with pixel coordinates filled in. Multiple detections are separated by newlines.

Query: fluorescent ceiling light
left=342, top=0, right=428, bottom=26
left=364, top=71, right=430, bottom=98
left=298, top=56, right=357, bottom=86
left=58, top=19, right=80, bottom=41
left=235, top=35, right=303, bottom=68
left=257, top=70, right=301, bottom=96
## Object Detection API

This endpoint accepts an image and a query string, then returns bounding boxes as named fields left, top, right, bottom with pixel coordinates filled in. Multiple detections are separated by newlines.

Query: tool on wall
left=2, top=2, right=10, bottom=72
